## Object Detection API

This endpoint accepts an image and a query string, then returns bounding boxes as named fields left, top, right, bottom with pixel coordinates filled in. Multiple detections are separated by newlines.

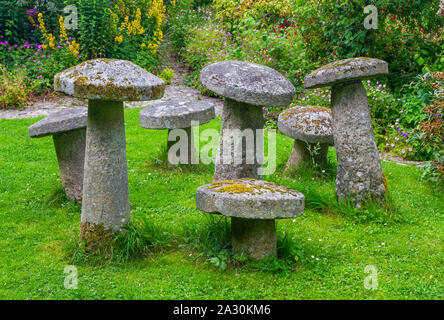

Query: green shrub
left=0, top=65, right=30, bottom=109
left=157, top=67, right=175, bottom=84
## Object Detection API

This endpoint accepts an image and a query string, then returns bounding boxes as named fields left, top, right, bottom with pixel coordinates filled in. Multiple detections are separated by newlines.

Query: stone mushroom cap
left=54, top=59, right=165, bottom=101
left=196, top=179, right=305, bottom=220
left=304, top=57, right=389, bottom=89
left=29, top=107, right=87, bottom=138
left=278, top=106, right=334, bottom=145
left=140, top=100, right=216, bottom=129
left=200, top=60, right=296, bottom=107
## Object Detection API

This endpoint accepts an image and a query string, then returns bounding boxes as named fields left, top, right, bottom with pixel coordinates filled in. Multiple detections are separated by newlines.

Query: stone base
left=214, top=99, right=264, bottom=182
left=286, top=140, right=328, bottom=169
left=80, top=100, right=130, bottom=241
left=53, top=128, right=86, bottom=202
left=231, top=217, right=277, bottom=260
left=331, top=81, right=386, bottom=206
left=167, top=127, right=196, bottom=166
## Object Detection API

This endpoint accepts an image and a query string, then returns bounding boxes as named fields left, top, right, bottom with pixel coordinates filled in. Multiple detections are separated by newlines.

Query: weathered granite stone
left=54, top=58, right=165, bottom=101
left=278, top=106, right=333, bottom=168
left=331, top=82, right=386, bottom=204
left=29, top=108, right=87, bottom=202
left=305, top=58, right=389, bottom=89
left=28, top=107, right=87, bottom=138
left=140, top=100, right=215, bottom=129
left=214, top=98, right=265, bottom=181
left=201, top=60, right=295, bottom=106
left=201, top=61, right=296, bottom=181
left=304, top=58, right=388, bottom=206
left=196, top=179, right=304, bottom=259
left=53, top=129, right=85, bottom=203
left=140, top=100, right=215, bottom=166
left=55, top=59, right=165, bottom=248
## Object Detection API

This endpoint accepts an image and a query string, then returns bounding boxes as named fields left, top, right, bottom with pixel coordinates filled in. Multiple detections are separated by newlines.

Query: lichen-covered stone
left=139, top=100, right=215, bottom=129
left=331, top=81, right=386, bottom=205
left=196, top=178, right=304, bottom=259
left=304, top=58, right=389, bottom=89
left=201, top=60, right=295, bottom=106
left=278, top=106, right=333, bottom=145
left=28, top=107, right=87, bottom=138
left=54, top=59, right=165, bottom=101
left=196, top=178, right=305, bottom=219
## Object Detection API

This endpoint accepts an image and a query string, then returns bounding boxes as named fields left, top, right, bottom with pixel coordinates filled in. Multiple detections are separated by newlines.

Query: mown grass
left=0, top=108, right=442, bottom=300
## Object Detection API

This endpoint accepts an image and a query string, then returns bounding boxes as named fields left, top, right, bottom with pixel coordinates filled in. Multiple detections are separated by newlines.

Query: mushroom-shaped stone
left=29, top=108, right=87, bottom=202
left=305, top=58, right=388, bottom=206
left=201, top=61, right=295, bottom=181
left=278, top=106, right=333, bottom=168
left=197, top=179, right=304, bottom=259
left=54, top=59, right=165, bottom=249
left=140, top=100, right=215, bottom=166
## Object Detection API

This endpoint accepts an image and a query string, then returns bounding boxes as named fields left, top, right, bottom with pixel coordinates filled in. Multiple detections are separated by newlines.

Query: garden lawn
left=0, top=108, right=442, bottom=300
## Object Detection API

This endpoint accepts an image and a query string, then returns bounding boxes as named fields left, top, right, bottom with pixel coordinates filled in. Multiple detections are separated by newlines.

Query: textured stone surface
left=201, top=60, right=295, bottom=106
left=54, top=59, right=165, bottom=101
left=139, top=100, right=215, bottom=129
left=286, top=140, right=329, bottom=169
left=196, top=179, right=305, bottom=219
left=304, top=58, right=389, bottom=89
left=278, top=106, right=333, bottom=168
left=28, top=108, right=87, bottom=202
left=81, top=100, right=130, bottom=241
left=214, top=99, right=264, bottom=181
left=28, top=107, right=87, bottom=138
left=53, top=129, right=85, bottom=202
left=232, top=218, right=277, bottom=259
left=278, top=106, right=333, bottom=145
left=331, top=81, right=386, bottom=205
left=197, top=178, right=304, bottom=259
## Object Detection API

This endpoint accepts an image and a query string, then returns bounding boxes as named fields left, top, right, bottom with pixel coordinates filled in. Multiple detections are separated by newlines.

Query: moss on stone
left=79, top=221, right=115, bottom=253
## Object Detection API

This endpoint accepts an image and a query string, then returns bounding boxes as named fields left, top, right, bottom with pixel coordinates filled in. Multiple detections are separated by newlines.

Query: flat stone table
left=278, top=106, right=334, bottom=168
left=201, top=60, right=295, bottom=181
left=197, top=179, right=305, bottom=259
left=29, top=108, right=87, bottom=202
left=140, top=100, right=215, bottom=166
left=54, top=58, right=165, bottom=248
left=305, top=57, right=388, bottom=206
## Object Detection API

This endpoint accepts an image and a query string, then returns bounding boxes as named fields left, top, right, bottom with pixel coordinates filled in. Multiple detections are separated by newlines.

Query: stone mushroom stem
left=331, top=81, right=386, bottom=205
left=80, top=100, right=130, bottom=247
left=286, top=140, right=329, bottom=169
left=214, top=98, right=264, bottom=182
left=167, top=126, right=196, bottom=166
left=231, top=217, right=277, bottom=259
left=53, top=129, right=86, bottom=202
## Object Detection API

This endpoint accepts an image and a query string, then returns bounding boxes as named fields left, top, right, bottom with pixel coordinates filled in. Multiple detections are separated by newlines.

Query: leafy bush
left=0, top=65, right=30, bottom=109
left=157, top=67, right=175, bottom=84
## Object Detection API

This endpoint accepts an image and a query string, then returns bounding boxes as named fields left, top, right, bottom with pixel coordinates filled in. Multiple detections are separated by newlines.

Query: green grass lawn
left=0, top=108, right=442, bottom=300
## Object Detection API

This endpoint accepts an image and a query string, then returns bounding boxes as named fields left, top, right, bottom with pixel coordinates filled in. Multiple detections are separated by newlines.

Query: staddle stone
left=140, top=100, right=215, bottom=129
left=197, top=179, right=304, bottom=259
left=304, top=57, right=389, bottom=206
left=55, top=59, right=165, bottom=249
left=200, top=61, right=296, bottom=181
left=29, top=108, right=87, bottom=202
left=278, top=106, right=333, bottom=168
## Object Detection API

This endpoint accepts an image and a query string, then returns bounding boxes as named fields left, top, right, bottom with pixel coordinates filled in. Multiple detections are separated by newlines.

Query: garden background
left=0, top=0, right=443, bottom=299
